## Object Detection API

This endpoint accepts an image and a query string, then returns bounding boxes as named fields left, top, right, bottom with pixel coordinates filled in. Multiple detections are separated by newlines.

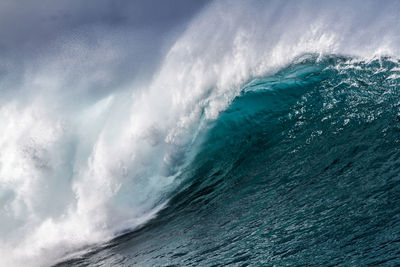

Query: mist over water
left=1, top=1, right=400, bottom=266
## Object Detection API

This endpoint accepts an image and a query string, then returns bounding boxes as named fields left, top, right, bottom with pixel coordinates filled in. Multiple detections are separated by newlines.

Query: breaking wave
left=1, top=1, right=400, bottom=266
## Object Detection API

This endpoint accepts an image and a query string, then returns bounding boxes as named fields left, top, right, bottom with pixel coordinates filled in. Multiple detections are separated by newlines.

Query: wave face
left=56, top=55, right=400, bottom=266
left=1, top=1, right=400, bottom=266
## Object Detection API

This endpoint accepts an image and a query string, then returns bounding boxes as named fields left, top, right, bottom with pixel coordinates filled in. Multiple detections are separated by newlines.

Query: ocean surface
left=1, top=1, right=400, bottom=266
left=55, top=55, right=400, bottom=266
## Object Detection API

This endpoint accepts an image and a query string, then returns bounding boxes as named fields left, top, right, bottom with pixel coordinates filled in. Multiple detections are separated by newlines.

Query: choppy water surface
left=57, top=56, right=400, bottom=266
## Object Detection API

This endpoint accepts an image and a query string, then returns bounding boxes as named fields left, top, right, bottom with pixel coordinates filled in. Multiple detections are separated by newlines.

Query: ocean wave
left=1, top=1, right=400, bottom=266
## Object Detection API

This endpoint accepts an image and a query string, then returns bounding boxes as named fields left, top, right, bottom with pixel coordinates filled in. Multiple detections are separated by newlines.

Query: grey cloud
left=0, top=0, right=210, bottom=101
left=0, top=0, right=210, bottom=57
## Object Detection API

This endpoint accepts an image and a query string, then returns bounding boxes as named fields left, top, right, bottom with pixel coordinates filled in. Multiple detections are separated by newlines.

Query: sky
left=0, top=0, right=210, bottom=101
left=0, top=0, right=209, bottom=57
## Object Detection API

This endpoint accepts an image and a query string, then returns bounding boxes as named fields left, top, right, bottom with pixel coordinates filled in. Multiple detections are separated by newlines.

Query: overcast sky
left=0, top=0, right=210, bottom=100
left=0, top=0, right=210, bottom=58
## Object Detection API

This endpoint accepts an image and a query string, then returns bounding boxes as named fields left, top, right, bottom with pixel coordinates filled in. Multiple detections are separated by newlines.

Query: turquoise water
left=56, top=55, right=400, bottom=266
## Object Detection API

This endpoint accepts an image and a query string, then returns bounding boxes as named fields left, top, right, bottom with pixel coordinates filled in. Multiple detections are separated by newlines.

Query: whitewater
left=1, top=1, right=400, bottom=266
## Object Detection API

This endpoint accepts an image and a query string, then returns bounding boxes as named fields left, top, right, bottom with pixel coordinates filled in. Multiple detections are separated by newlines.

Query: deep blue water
left=56, top=55, right=400, bottom=266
